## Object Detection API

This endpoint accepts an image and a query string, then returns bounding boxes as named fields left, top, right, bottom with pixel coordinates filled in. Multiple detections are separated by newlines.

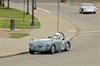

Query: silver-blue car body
left=29, top=32, right=71, bottom=54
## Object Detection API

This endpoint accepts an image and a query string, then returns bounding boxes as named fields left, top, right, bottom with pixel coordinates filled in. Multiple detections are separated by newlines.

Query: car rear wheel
left=80, top=11, right=82, bottom=14
left=93, top=12, right=96, bottom=14
left=29, top=48, right=35, bottom=54
left=65, top=41, right=70, bottom=51
left=50, top=45, right=56, bottom=54
left=80, top=9, right=84, bottom=14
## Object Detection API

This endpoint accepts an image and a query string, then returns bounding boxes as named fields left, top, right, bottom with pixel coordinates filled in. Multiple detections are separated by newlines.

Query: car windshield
left=82, top=3, right=93, bottom=6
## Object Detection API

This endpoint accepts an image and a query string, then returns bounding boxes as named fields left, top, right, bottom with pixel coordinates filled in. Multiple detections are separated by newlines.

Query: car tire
left=65, top=41, right=70, bottom=51
left=29, top=48, right=35, bottom=54
left=49, top=45, right=56, bottom=54
left=93, top=12, right=96, bottom=14
left=81, top=9, right=84, bottom=14
left=80, top=11, right=82, bottom=14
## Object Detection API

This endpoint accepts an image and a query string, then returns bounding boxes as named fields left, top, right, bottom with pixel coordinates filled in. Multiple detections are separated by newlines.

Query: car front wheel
left=80, top=9, right=84, bottom=14
left=93, top=12, right=96, bottom=14
left=49, top=45, right=56, bottom=54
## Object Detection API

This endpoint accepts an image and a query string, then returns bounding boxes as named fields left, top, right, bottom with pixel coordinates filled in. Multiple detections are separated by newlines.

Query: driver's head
left=53, top=33, right=60, bottom=39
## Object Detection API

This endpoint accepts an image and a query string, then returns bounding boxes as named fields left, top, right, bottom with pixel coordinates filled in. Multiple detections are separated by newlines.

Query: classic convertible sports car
left=29, top=32, right=71, bottom=54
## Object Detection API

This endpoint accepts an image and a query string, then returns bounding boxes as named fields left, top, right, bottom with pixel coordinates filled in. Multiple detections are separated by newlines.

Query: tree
left=0, top=0, right=2, bottom=6
left=7, top=0, right=10, bottom=8
left=26, top=0, right=29, bottom=15
left=2, top=0, right=5, bottom=6
left=61, top=0, right=66, bottom=3
left=0, top=0, right=5, bottom=7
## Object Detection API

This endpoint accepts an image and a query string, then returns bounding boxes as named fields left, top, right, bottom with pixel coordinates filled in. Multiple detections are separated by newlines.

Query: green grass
left=0, top=7, right=41, bottom=29
left=0, top=7, right=32, bottom=19
left=9, top=33, right=29, bottom=38
left=0, top=19, right=40, bottom=29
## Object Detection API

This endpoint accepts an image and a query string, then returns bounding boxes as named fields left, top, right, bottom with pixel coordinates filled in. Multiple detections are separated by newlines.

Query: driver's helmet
left=53, top=33, right=61, bottom=39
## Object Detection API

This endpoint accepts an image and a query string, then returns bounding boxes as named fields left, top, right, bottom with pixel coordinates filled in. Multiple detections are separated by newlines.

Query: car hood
left=34, top=39, right=52, bottom=42
left=81, top=6, right=95, bottom=9
left=29, top=38, right=53, bottom=44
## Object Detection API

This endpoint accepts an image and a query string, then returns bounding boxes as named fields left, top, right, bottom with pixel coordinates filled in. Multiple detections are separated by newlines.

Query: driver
left=53, top=33, right=61, bottom=39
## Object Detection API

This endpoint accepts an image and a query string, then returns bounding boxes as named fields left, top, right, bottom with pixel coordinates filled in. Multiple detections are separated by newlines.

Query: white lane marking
left=79, top=31, right=100, bottom=36
left=37, top=8, right=51, bottom=14
left=79, top=34, right=100, bottom=36
left=79, top=31, right=100, bottom=34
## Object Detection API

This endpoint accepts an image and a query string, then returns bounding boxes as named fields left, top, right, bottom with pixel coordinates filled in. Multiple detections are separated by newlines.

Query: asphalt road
left=0, top=3, right=100, bottom=66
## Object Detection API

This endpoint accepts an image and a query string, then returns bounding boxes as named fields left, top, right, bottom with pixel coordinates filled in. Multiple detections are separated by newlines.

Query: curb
left=0, top=51, right=29, bottom=58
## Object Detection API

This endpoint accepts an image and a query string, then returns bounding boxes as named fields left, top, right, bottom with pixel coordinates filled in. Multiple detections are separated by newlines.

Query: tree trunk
left=7, top=0, right=10, bottom=8
left=2, top=0, right=5, bottom=6
left=0, top=0, right=2, bottom=6
left=26, top=0, right=29, bottom=15
left=61, top=0, right=66, bottom=3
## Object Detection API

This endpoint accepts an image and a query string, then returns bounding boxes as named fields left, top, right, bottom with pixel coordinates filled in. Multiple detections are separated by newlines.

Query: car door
left=60, top=40, right=66, bottom=51
left=54, top=40, right=62, bottom=51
